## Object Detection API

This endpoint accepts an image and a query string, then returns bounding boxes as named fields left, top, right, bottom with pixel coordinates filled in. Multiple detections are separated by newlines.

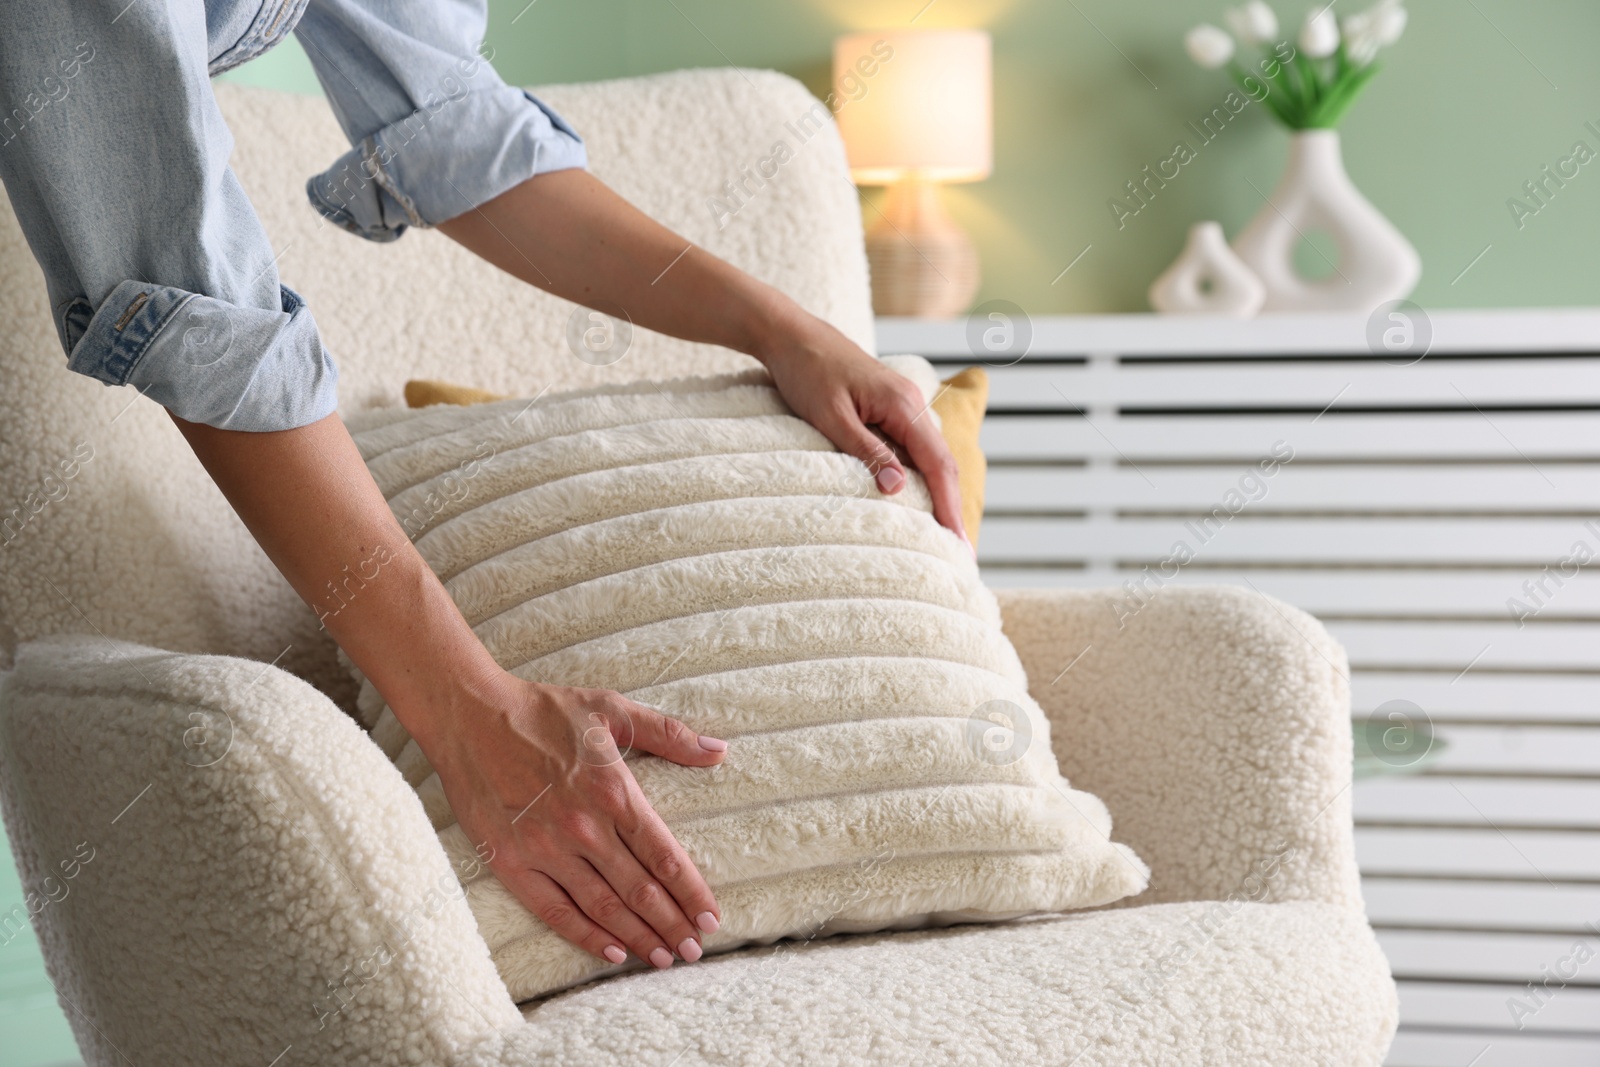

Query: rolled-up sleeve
left=296, top=0, right=586, bottom=243
left=0, top=0, right=338, bottom=432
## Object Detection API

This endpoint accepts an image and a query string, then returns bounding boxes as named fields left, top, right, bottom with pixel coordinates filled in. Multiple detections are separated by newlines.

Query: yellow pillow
left=404, top=367, right=989, bottom=544
left=928, top=367, right=988, bottom=545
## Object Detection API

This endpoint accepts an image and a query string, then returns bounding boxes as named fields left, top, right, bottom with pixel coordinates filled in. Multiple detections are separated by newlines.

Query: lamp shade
left=833, top=29, right=992, bottom=185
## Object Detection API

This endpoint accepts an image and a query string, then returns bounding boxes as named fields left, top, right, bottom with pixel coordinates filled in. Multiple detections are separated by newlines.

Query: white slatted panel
left=1386, top=1034, right=1600, bottom=1067
left=981, top=517, right=1591, bottom=564
left=988, top=465, right=1600, bottom=510
left=982, top=413, right=1600, bottom=459
left=1351, top=673, right=1600, bottom=721
left=1357, top=827, right=1600, bottom=877
left=1365, top=880, right=1598, bottom=929
left=987, top=568, right=1600, bottom=616
left=879, top=311, right=1600, bottom=1065
left=980, top=358, right=1600, bottom=408
left=1399, top=983, right=1600, bottom=1032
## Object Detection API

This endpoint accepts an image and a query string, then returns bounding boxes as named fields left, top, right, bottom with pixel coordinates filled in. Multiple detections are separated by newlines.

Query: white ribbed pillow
left=342, top=359, right=1147, bottom=1002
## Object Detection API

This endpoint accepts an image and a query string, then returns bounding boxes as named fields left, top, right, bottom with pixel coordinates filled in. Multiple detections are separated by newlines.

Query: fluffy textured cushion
left=401, top=362, right=991, bottom=543
left=341, top=360, right=1146, bottom=1002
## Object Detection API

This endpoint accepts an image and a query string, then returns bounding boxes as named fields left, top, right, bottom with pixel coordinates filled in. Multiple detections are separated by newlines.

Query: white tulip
left=1225, top=1, right=1279, bottom=45
left=1373, top=5, right=1407, bottom=45
left=1299, top=5, right=1340, bottom=58
left=1341, top=12, right=1381, bottom=64
left=1185, top=24, right=1236, bottom=69
left=1342, top=2, right=1405, bottom=64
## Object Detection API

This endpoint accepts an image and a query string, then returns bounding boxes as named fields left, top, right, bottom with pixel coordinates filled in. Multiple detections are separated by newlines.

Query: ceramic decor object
left=1149, top=221, right=1266, bottom=316
left=1231, top=129, right=1421, bottom=312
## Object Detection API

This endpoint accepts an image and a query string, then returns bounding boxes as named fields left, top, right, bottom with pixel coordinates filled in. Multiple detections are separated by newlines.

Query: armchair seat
left=496, top=900, right=1391, bottom=1066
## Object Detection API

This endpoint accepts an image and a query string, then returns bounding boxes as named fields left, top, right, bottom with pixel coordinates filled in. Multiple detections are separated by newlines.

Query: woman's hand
left=427, top=674, right=728, bottom=969
left=174, top=408, right=726, bottom=968
left=758, top=314, right=972, bottom=550
left=438, top=171, right=971, bottom=548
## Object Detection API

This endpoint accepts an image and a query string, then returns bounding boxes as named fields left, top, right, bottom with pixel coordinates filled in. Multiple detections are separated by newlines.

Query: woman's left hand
left=435, top=170, right=970, bottom=549
left=758, top=315, right=971, bottom=552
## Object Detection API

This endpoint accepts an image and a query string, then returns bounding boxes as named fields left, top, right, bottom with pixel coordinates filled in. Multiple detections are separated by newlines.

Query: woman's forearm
left=436, top=168, right=971, bottom=542
left=435, top=168, right=807, bottom=362
left=168, top=411, right=505, bottom=747
left=173, top=410, right=728, bottom=966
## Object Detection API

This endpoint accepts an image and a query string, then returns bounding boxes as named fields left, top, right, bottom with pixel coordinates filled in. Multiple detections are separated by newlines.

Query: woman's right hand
left=424, top=673, right=728, bottom=969
left=169, top=413, right=725, bottom=967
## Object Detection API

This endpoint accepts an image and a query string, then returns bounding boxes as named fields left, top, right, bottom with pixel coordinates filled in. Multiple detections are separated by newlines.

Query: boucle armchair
left=0, top=71, right=1397, bottom=1066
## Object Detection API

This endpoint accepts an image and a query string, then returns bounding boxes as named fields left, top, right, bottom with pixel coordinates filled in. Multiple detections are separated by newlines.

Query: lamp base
left=864, top=179, right=980, bottom=319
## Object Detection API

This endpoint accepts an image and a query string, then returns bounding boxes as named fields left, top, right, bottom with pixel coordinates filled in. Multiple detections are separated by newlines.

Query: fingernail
left=649, top=947, right=674, bottom=970
left=877, top=467, right=904, bottom=494
left=697, top=735, right=728, bottom=753
left=603, top=945, right=627, bottom=965
left=963, top=533, right=977, bottom=559
left=695, top=911, right=720, bottom=934
left=678, top=937, right=703, bottom=963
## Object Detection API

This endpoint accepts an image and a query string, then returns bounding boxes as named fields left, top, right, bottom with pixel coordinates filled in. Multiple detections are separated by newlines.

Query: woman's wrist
left=727, top=276, right=819, bottom=368
left=327, top=543, right=514, bottom=754
left=397, top=669, right=526, bottom=779
left=392, top=650, right=516, bottom=748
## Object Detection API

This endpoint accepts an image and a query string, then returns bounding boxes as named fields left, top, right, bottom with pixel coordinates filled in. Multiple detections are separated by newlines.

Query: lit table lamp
left=833, top=29, right=992, bottom=318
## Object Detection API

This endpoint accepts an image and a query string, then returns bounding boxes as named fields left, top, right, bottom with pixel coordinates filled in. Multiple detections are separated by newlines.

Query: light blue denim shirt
left=0, top=0, right=585, bottom=431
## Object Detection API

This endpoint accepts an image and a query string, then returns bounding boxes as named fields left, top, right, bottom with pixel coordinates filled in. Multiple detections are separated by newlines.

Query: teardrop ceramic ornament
left=1148, top=221, right=1266, bottom=316
left=1231, top=129, right=1421, bottom=312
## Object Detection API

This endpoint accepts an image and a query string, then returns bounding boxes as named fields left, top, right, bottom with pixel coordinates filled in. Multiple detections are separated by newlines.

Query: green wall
left=0, top=821, right=80, bottom=1067
left=227, top=0, right=1600, bottom=314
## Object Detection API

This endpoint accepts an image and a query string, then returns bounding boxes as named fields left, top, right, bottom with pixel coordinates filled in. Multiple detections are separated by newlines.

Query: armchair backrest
left=0, top=69, right=873, bottom=697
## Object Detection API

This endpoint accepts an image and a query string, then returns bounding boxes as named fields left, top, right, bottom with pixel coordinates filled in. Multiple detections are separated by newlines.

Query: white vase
left=1148, top=221, right=1266, bottom=317
left=1231, top=129, right=1420, bottom=312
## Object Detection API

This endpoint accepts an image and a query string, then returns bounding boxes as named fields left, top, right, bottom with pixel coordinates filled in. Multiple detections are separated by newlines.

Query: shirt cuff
left=65, top=279, right=339, bottom=432
left=305, top=88, right=587, bottom=243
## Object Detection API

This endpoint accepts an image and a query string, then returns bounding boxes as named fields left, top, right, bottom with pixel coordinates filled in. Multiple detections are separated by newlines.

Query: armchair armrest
left=996, top=585, right=1363, bottom=911
left=0, top=636, right=522, bottom=1067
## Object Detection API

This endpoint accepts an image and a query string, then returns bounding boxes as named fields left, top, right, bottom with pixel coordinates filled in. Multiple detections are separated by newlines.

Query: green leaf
left=1307, top=61, right=1381, bottom=127
left=1277, top=49, right=1337, bottom=128
left=1263, top=52, right=1305, bottom=125
left=1294, top=51, right=1324, bottom=110
left=1225, top=59, right=1252, bottom=93
left=1223, top=56, right=1297, bottom=129
left=1259, top=89, right=1298, bottom=127
left=1255, top=76, right=1299, bottom=127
